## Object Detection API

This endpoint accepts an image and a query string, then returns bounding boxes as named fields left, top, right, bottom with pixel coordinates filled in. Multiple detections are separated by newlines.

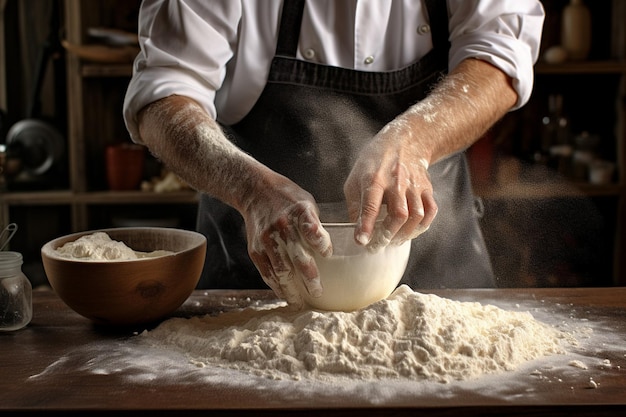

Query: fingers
left=390, top=187, right=438, bottom=244
left=347, top=173, right=438, bottom=250
left=252, top=232, right=302, bottom=307
left=297, top=208, right=332, bottom=258
left=289, top=208, right=330, bottom=298
left=417, top=190, right=438, bottom=235
left=249, top=203, right=330, bottom=307
left=285, top=238, right=323, bottom=298
left=351, top=184, right=385, bottom=246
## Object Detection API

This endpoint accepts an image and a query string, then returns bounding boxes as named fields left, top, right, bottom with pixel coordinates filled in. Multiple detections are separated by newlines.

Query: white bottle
left=561, top=0, right=591, bottom=60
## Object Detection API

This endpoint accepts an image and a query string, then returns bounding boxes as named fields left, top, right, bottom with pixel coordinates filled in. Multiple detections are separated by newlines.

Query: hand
left=344, top=60, right=521, bottom=251
left=241, top=176, right=332, bottom=308
left=136, top=96, right=332, bottom=307
left=344, top=123, right=438, bottom=250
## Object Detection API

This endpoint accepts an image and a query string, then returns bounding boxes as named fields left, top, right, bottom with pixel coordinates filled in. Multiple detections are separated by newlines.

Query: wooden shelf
left=0, top=190, right=75, bottom=205
left=1, top=190, right=199, bottom=205
left=474, top=181, right=625, bottom=200
left=78, top=190, right=200, bottom=204
left=535, top=60, right=626, bottom=74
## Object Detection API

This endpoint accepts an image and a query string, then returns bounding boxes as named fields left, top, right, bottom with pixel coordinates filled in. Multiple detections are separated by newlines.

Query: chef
left=123, top=0, right=545, bottom=306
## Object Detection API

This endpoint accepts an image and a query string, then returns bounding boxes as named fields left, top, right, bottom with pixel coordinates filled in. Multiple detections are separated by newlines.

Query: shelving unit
left=0, top=0, right=198, bottom=286
left=473, top=0, right=626, bottom=287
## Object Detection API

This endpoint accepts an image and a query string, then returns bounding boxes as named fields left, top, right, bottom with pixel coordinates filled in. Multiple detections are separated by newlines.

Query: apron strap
left=275, top=0, right=305, bottom=58
left=276, top=0, right=450, bottom=59
left=424, top=0, right=450, bottom=51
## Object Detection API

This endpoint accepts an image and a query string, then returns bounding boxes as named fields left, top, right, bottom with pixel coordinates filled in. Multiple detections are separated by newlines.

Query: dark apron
left=197, top=0, right=495, bottom=289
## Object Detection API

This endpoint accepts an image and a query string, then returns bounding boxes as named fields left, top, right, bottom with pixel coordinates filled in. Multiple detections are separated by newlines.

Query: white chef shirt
left=123, top=0, right=545, bottom=143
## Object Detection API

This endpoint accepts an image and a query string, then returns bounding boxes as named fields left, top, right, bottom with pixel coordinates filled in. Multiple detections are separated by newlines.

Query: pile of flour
left=55, top=232, right=173, bottom=261
left=141, top=285, right=572, bottom=383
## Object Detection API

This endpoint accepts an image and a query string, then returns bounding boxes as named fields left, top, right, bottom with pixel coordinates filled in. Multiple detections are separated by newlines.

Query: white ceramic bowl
left=296, top=204, right=410, bottom=311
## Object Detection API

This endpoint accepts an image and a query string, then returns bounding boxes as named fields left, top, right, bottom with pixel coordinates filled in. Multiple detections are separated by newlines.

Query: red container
left=105, top=143, right=145, bottom=191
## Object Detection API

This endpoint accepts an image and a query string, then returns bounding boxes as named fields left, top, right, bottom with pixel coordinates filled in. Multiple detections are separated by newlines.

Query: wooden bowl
left=41, top=227, right=206, bottom=326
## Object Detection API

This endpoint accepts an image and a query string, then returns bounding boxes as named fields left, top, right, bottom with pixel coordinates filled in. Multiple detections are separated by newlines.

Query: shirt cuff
left=123, top=66, right=218, bottom=144
left=448, top=33, right=537, bottom=111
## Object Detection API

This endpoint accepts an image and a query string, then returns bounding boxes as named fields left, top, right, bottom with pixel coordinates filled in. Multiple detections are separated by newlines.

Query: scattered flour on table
left=141, top=285, right=574, bottom=383
left=54, top=232, right=173, bottom=261
left=568, top=359, right=588, bottom=370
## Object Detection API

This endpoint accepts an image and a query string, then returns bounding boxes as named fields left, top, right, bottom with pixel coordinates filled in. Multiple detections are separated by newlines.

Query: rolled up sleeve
left=447, top=0, right=545, bottom=110
left=123, top=0, right=240, bottom=143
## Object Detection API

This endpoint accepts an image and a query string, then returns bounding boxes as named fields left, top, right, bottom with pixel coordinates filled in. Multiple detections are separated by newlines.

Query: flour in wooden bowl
left=54, top=232, right=173, bottom=261
left=141, top=285, right=573, bottom=383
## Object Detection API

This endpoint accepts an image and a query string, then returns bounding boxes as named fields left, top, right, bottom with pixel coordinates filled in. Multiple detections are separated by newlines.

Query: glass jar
left=0, top=251, right=32, bottom=331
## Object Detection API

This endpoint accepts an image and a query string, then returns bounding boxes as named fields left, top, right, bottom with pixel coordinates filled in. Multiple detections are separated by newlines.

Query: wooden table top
left=1, top=287, right=625, bottom=416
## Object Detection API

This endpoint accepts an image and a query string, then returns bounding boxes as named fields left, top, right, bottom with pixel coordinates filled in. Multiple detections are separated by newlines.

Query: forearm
left=136, top=95, right=268, bottom=212
left=137, top=95, right=331, bottom=305
left=391, top=58, right=518, bottom=166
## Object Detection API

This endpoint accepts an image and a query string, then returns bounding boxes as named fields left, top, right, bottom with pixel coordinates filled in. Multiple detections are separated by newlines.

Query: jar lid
left=0, top=251, right=23, bottom=274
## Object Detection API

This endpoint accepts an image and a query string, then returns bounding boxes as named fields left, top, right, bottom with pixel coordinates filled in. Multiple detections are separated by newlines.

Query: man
left=124, top=0, right=545, bottom=307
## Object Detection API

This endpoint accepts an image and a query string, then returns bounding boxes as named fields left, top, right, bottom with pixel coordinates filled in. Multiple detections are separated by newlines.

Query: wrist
left=382, top=113, right=436, bottom=168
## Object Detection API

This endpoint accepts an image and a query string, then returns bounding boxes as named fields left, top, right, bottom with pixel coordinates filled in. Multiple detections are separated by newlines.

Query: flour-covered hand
left=344, top=122, right=437, bottom=251
left=344, top=60, right=522, bottom=252
left=242, top=180, right=332, bottom=308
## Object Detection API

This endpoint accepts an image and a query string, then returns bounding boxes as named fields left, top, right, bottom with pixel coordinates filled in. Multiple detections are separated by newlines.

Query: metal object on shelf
left=0, top=223, right=17, bottom=251
left=5, top=120, right=65, bottom=178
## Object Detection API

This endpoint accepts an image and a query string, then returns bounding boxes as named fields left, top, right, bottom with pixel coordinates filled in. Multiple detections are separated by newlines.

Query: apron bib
left=197, top=0, right=495, bottom=289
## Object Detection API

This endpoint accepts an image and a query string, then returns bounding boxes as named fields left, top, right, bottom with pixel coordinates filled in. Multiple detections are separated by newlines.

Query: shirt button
left=303, top=48, right=316, bottom=60
left=417, top=24, right=431, bottom=35
left=364, top=55, right=375, bottom=65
